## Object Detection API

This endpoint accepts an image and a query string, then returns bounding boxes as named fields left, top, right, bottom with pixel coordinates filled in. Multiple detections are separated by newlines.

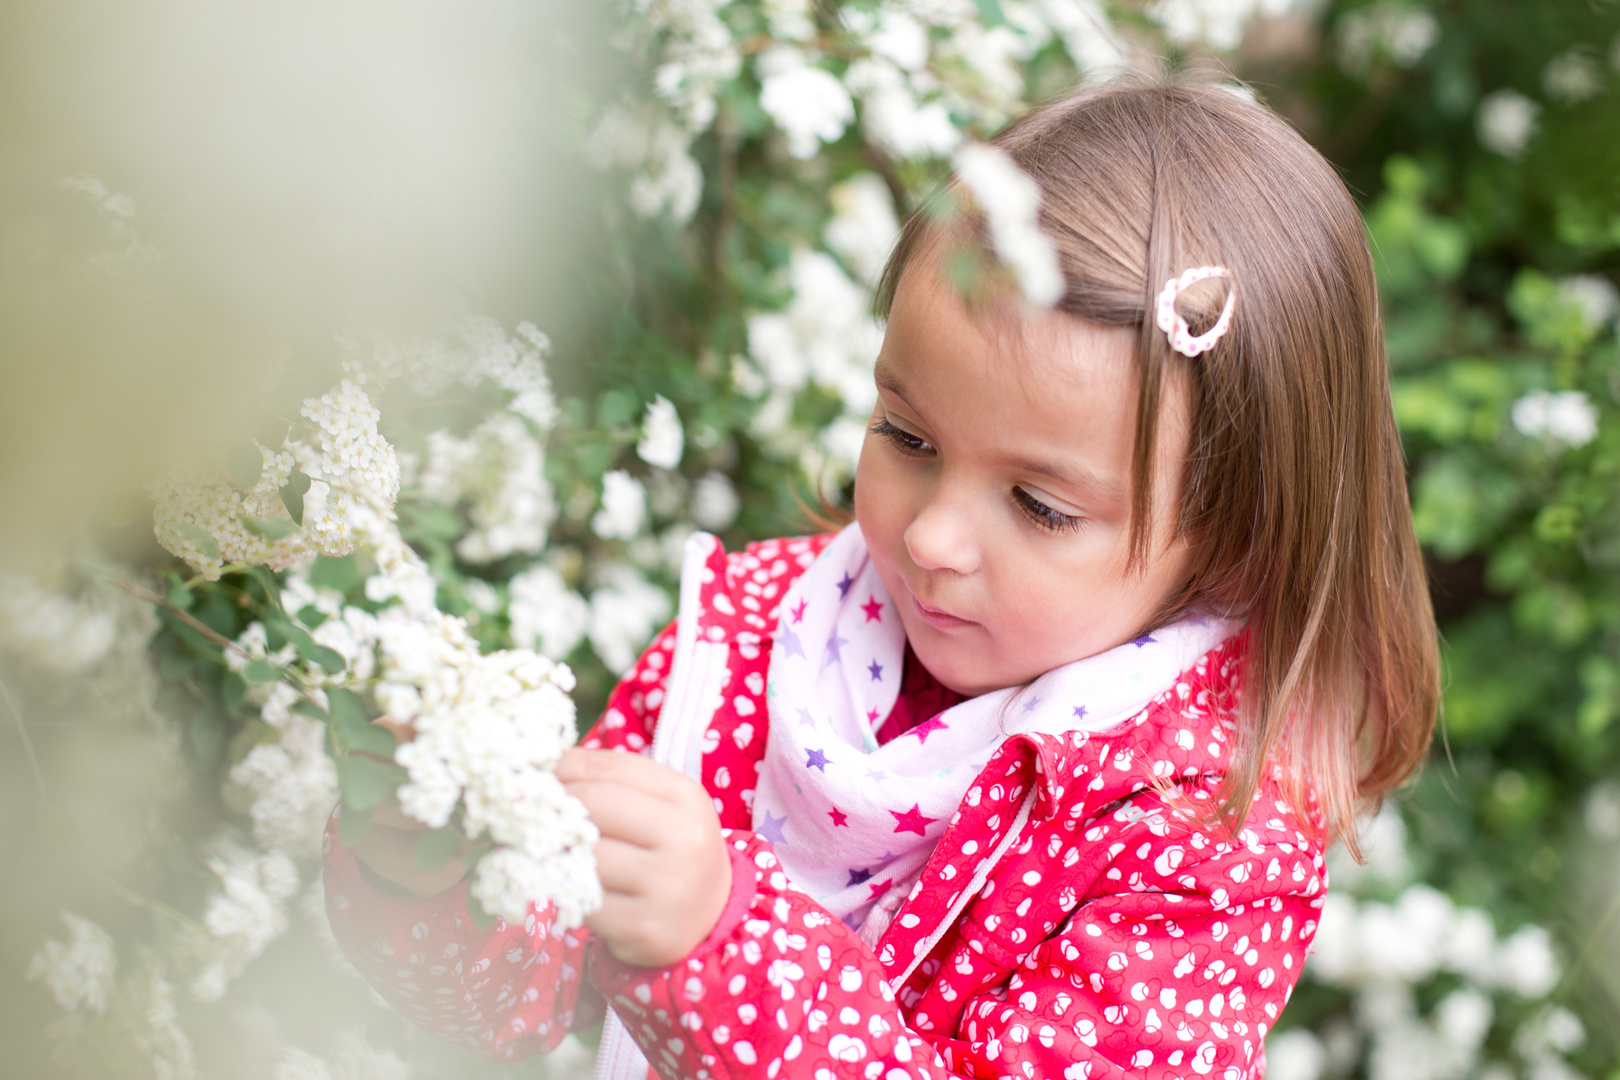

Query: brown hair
left=876, top=75, right=1439, bottom=855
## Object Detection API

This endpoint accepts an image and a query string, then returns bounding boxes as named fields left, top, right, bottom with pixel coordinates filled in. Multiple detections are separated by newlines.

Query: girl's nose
left=903, top=485, right=981, bottom=576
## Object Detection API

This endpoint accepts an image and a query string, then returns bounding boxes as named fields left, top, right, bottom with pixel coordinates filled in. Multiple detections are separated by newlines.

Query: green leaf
left=972, top=0, right=1007, bottom=25
left=166, top=581, right=195, bottom=610
left=296, top=604, right=328, bottom=630
left=227, top=442, right=263, bottom=487
left=308, top=555, right=361, bottom=593
left=467, top=891, right=496, bottom=931
left=305, top=643, right=346, bottom=674
left=175, top=523, right=220, bottom=562
left=339, top=754, right=405, bottom=812
left=240, top=515, right=299, bottom=541
left=415, top=827, right=461, bottom=873
left=222, top=671, right=247, bottom=715
left=280, top=468, right=313, bottom=526
left=337, top=803, right=374, bottom=847
left=327, top=687, right=397, bottom=757
left=242, top=659, right=280, bottom=685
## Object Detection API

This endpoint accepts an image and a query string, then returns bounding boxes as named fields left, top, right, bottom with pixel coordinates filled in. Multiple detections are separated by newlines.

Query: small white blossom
left=636, top=395, right=685, bottom=470
left=1584, top=780, right=1620, bottom=841
left=27, top=912, right=117, bottom=1014
left=1477, top=89, right=1540, bottom=157
left=953, top=143, right=1065, bottom=306
left=1151, top=0, right=1287, bottom=54
left=1494, top=924, right=1560, bottom=998
left=508, top=565, right=590, bottom=660
left=691, top=470, right=741, bottom=530
left=758, top=47, right=855, bottom=159
left=1543, top=48, right=1603, bottom=104
left=593, top=470, right=648, bottom=540
left=1511, top=390, right=1599, bottom=448
left=1434, top=987, right=1493, bottom=1051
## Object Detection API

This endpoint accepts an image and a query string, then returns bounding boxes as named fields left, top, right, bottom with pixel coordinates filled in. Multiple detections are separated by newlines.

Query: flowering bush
left=5, top=2, right=1620, bottom=1079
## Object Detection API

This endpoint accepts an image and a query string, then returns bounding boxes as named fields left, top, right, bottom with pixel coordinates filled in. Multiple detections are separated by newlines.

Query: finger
left=367, top=795, right=432, bottom=832
left=591, top=837, right=657, bottom=895
left=372, top=714, right=416, bottom=744
left=555, top=748, right=689, bottom=802
left=564, top=780, right=678, bottom=848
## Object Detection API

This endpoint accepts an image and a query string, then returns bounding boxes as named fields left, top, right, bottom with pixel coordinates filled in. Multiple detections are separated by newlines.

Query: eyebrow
left=873, top=361, right=1130, bottom=504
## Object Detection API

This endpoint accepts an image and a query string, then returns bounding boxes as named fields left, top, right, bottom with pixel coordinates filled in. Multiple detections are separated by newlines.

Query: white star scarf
left=753, top=523, right=1237, bottom=934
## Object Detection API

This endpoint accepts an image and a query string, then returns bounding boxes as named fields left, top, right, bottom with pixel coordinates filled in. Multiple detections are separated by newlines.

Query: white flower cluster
left=188, top=841, right=301, bottom=1002
left=637, top=394, right=685, bottom=470
left=953, top=142, right=1066, bottom=306
left=508, top=565, right=590, bottom=660
left=1557, top=274, right=1620, bottom=335
left=227, top=680, right=342, bottom=862
left=273, top=1032, right=409, bottom=1080
left=593, top=469, right=649, bottom=540
left=0, top=574, right=118, bottom=674
left=587, top=562, right=673, bottom=675
left=377, top=597, right=601, bottom=928
left=1511, top=390, right=1599, bottom=448
left=27, top=911, right=118, bottom=1014
left=151, top=380, right=400, bottom=580
left=1335, top=2, right=1440, bottom=77
left=1477, top=89, right=1541, bottom=158
left=420, top=413, right=556, bottom=563
left=1274, top=809, right=1584, bottom=1080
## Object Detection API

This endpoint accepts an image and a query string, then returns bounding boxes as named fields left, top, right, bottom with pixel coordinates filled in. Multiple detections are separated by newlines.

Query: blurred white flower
left=0, top=575, right=118, bottom=674
left=508, top=565, right=590, bottom=660
left=1494, top=924, right=1560, bottom=998
left=763, top=0, right=815, bottom=41
left=1511, top=390, right=1599, bottom=448
left=276, top=1031, right=409, bottom=1080
left=691, top=470, right=741, bottom=530
left=826, top=173, right=901, bottom=285
left=953, top=143, right=1065, bottom=306
left=1584, top=780, right=1620, bottom=841
left=1543, top=48, right=1603, bottom=104
left=27, top=912, right=117, bottom=1014
left=1266, top=1028, right=1327, bottom=1080
left=587, top=563, right=673, bottom=674
left=229, top=693, right=339, bottom=862
left=1337, top=2, right=1439, bottom=76
left=1477, top=89, right=1540, bottom=157
left=1434, top=987, right=1492, bottom=1051
left=593, top=470, right=648, bottom=540
left=1327, top=804, right=1413, bottom=892
left=420, top=413, right=555, bottom=563
left=747, top=249, right=882, bottom=409
left=584, top=107, right=704, bottom=223
left=460, top=577, right=500, bottom=615
left=848, top=61, right=962, bottom=160
left=758, top=47, right=855, bottom=159
left=189, top=841, right=300, bottom=1002
left=1558, top=273, right=1619, bottom=332
left=637, top=395, right=685, bottom=470
left=1151, top=0, right=1290, bottom=53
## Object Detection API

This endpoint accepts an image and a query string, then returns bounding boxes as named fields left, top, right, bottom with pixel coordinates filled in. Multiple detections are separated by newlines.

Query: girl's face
left=854, top=259, right=1195, bottom=697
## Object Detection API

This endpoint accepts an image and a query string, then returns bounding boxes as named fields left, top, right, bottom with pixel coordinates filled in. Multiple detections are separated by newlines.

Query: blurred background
left=1, top=1, right=1617, bottom=1078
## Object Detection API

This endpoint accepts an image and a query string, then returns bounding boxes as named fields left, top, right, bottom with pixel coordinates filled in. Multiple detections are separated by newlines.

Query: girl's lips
left=910, top=592, right=975, bottom=630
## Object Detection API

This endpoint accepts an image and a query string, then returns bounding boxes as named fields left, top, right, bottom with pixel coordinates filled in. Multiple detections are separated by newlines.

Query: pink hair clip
left=1155, top=265, right=1236, bottom=357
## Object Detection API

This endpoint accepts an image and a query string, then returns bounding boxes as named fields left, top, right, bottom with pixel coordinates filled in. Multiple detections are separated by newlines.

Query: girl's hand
left=347, top=715, right=475, bottom=898
left=556, top=748, right=733, bottom=969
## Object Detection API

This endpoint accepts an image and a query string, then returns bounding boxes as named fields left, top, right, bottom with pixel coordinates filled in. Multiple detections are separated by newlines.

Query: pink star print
left=866, top=877, right=894, bottom=900
left=861, top=595, right=884, bottom=622
left=828, top=807, right=848, bottom=827
left=890, top=803, right=937, bottom=837
left=910, top=715, right=949, bottom=745
left=791, top=598, right=807, bottom=623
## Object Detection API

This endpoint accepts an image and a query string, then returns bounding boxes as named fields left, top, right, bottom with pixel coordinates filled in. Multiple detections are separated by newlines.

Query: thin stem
left=115, top=580, right=249, bottom=659
left=0, top=670, right=46, bottom=798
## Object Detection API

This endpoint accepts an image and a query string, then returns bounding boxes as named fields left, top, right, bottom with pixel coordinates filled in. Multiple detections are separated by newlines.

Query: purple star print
left=805, top=748, right=830, bottom=771
left=846, top=867, right=873, bottom=887
left=1128, top=633, right=1157, bottom=648
left=758, top=811, right=787, bottom=845
left=780, top=625, right=805, bottom=660
left=836, top=572, right=854, bottom=599
left=823, top=630, right=848, bottom=666
left=867, top=659, right=884, bottom=681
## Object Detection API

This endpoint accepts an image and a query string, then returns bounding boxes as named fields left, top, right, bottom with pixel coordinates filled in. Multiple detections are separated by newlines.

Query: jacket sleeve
left=589, top=789, right=1323, bottom=1080
left=321, top=621, right=680, bottom=1061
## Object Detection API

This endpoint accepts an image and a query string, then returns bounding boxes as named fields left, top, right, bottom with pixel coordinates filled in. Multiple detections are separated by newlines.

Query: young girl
left=327, top=77, right=1438, bottom=1080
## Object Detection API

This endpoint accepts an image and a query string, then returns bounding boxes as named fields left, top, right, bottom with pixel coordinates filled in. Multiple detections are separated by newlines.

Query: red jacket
left=324, top=534, right=1327, bottom=1079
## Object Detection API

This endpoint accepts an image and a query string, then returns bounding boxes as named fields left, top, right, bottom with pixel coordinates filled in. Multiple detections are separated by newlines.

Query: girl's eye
left=1012, top=486, right=1084, bottom=534
left=870, top=417, right=933, bottom=455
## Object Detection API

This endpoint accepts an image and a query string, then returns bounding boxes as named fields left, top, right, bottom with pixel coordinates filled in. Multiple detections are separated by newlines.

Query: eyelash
left=869, top=418, right=1085, bottom=535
